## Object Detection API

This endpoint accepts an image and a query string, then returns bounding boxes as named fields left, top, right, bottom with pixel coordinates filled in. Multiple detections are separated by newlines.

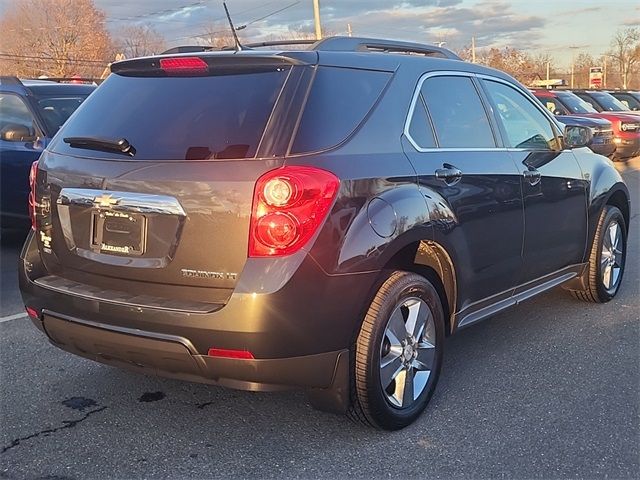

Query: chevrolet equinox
left=20, top=37, right=631, bottom=430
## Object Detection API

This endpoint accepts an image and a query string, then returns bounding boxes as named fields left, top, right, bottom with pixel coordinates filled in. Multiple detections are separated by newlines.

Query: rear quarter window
left=290, top=66, right=391, bottom=154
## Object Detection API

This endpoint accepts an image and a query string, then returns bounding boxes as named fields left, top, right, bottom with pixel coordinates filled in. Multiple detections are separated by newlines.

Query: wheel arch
left=381, top=239, right=457, bottom=336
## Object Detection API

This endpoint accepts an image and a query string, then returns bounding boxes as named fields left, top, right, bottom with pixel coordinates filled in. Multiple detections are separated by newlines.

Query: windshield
left=556, top=92, right=597, bottom=114
left=34, top=95, right=90, bottom=136
left=50, top=68, right=289, bottom=160
left=588, top=91, right=630, bottom=111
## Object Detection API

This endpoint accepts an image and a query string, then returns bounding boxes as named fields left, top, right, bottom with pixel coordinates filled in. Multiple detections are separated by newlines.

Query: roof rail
left=313, top=36, right=461, bottom=60
left=160, top=36, right=461, bottom=60
left=0, top=76, right=23, bottom=86
left=243, top=40, right=317, bottom=49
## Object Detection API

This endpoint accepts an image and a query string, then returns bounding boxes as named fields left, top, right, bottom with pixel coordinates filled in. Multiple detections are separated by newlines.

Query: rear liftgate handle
left=523, top=168, right=541, bottom=186
left=435, top=163, right=463, bottom=186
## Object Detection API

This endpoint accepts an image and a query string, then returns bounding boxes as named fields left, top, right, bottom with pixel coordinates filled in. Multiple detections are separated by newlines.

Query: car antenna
left=223, top=2, right=244, bottom=51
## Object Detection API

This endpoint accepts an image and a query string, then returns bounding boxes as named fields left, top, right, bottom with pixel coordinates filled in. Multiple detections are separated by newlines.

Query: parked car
left=571, top=89, right=638, bottom=114
left=20, top=37, right=630, bottom=430
left=554, top=115, right=615, bottom=157
left=607, top=91, right=640, bottom=111
left=531, top=88, right=640, bottom=159
left=0, top=77, right=96, bottom=233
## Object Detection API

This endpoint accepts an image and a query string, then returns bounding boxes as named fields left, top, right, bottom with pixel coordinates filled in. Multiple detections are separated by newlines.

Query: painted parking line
left=0, top=312, right=27, bottom=324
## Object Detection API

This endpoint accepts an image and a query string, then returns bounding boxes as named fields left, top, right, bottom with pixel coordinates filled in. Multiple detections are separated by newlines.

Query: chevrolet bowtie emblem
left=93, top=193, right=120, bottom=208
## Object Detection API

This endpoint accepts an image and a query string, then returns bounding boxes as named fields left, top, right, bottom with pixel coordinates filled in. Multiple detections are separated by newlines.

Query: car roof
left=23, top=82, right=96, bottom=96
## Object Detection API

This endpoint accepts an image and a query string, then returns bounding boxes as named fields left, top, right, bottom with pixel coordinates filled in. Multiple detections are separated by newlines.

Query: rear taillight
left=28, top=161, right=38, bottom=230
left=249, top=166, right=339, bottom=257
left=159, top=57, right=208, bottom=76
left=25, top=306, right=40, bottom=320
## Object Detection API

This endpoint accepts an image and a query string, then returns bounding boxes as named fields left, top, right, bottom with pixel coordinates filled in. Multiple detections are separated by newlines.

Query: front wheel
left=348, top=271, right=445, bottom=430
left=571, top=205, right=627, bottom=303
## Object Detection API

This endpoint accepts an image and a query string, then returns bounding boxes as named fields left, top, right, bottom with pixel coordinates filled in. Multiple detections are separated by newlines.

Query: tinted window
left=0, top=94, right=36, bottom=136
left=407, top=94, right=436, bottom=148
left=51, top=69, right=289, bottom=160
left=612, top=93, right=640, bottom=110
left=587, top=91, right=630, bottom=111
left=536, top=96, right=568, bottom=115
left=483, top=81, right=558, bottom=150
left=420, top=76, right=495, bottom=148
left=291, top=67, right=391, bottom=153
left=556, top=91, right=598, bottom=114
left=574, top=92, right=601, bottom=111
left=35, top=95, right=89, bottom=135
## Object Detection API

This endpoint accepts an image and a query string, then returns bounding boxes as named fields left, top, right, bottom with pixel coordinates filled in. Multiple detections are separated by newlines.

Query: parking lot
left=1, top=158, right=638, bottom=479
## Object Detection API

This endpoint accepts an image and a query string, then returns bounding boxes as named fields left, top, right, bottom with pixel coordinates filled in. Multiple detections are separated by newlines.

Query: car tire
left=571, top=205, right=627, bottom=303
left=347, top=271, right=445, bottom=430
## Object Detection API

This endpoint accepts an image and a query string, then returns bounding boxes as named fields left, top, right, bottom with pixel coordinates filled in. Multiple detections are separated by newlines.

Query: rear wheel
left=571, top=205, right=627, bottom=303
left=348, top=271, right=445, bottom=430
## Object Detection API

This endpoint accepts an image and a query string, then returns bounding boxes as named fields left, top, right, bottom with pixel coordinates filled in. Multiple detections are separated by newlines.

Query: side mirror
left=0, top=124, right=36, bottom=142
left=564, top=125, right=593, bottom=149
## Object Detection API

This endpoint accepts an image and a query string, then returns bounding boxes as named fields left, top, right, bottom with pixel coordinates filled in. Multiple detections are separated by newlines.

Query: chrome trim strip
left=34, top=276, right=220, bottom=314
left=57, top=188, right=186, bottom=216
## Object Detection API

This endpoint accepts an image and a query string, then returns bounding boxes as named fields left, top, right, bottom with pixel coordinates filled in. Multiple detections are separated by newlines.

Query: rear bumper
left=20, top=231, right=377, bottom=412
left=39, top=312, right=346, bottom=391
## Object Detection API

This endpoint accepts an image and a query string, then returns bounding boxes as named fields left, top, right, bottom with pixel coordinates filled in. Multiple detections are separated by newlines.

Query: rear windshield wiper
left=63, top=136, right=136, bottom=157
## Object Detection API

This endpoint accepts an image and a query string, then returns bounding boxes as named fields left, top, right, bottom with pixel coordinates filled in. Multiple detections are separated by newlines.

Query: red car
left=532, top=89, right=640, bottom=159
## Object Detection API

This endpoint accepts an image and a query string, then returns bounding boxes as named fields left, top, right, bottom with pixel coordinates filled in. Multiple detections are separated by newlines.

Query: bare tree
left=0, top=0, right=113, bottom=78
left=116, top=25, right=166, bottom=59
left=573, top=53, right=596, bottom=88
left=197, top=23, right=237, bottom=49
left=458, top=46, right=536, bottom=84
left=608, top=28, right=640, bottom=89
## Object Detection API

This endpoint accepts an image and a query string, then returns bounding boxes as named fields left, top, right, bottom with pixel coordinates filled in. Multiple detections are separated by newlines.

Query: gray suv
left=20, top=37, right=630, bottom=430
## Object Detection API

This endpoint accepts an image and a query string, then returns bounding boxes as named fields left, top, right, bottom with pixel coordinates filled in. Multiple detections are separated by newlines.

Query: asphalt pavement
left=1, top=158, right=638, bottom=479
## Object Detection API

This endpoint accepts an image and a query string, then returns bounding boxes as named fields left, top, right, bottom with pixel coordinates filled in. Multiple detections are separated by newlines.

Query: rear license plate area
left=91, top=210, right=147, bottom=256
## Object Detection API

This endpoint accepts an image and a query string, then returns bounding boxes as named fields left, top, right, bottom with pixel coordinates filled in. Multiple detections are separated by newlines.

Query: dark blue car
left=0, top=77, right=95, bottom=232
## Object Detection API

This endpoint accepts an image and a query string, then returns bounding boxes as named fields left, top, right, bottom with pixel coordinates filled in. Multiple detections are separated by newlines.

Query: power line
left=167, top=1, right=302, bottom=43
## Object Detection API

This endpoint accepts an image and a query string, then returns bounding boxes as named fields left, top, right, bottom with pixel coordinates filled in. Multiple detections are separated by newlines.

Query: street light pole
left=313, top=0, right=322, bottom=40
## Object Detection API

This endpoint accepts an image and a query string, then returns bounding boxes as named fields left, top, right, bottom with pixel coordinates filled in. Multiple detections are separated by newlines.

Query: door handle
left=435, top=164, right=463, bottom=185
left=523, top=168, right=541, bottom=186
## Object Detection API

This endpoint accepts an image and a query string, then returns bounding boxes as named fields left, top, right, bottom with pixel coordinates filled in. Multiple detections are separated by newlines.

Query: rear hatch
left=35, top=53, right=312, bottom=305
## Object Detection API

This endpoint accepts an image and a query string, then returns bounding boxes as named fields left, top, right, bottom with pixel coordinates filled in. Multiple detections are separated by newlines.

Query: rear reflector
left=207, top=348, right=255, bottom=360
left=25, top=306, right=40, bottom=319
left=160, top=57, right=208, bottom=75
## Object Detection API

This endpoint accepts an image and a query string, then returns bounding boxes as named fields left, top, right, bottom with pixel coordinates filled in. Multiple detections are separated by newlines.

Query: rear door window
left=420, top=76, right=496, bottom=148
left=291, top=66, right=391, bottom=154
left=50, top=68, right=290, bottom=160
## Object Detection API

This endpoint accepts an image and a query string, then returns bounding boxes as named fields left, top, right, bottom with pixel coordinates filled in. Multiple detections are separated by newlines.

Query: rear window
left=291, top=66, right=391, bottom=154
left=50, top=68, right=289, bottom=160
left=34, top=95, right=89, bottom=136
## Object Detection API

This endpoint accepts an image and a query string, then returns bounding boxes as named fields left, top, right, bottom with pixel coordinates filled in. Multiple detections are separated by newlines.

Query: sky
left=1, top=0, right=639, bottom=68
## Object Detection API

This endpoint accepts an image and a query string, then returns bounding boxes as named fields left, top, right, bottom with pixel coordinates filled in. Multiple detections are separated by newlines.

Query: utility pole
left=347, top=23, right=352, bottom=37
left=569, top=45, right=580, bottom=89
left=471, top=36, right=476, bottom=63
left=546, top=61, right=550, bottom=81
left=313, top=0, right=322, bottom=40
left=603, top=56, right=607, bottom=88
